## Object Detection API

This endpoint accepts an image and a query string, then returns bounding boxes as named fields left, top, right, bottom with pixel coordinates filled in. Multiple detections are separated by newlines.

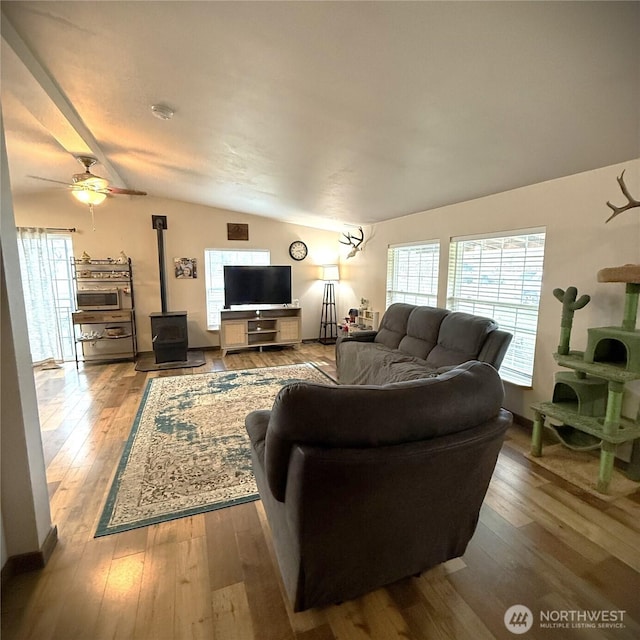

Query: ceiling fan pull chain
left=89, top=203, right=96, bottom=231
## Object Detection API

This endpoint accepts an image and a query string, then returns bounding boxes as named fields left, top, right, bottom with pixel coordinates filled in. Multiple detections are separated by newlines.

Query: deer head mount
left=606, top=170, right=640, bottom=223
left=339, top=226, right=364, bottom=258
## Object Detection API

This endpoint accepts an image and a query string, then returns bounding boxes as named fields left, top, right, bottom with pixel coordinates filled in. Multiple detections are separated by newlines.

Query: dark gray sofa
left=336, top=303, right=512, bottom=384
left=245, top=361, right=512, bottom=611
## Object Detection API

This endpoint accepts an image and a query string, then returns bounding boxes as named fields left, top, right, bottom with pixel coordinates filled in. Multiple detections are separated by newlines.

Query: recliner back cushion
left=398, top=306, right=449, bottom=359
left=374, top=303, right=415, bottom=349
left=264, top=361, right=505, bottom=501
left=426, top=311, right=497, bottom=367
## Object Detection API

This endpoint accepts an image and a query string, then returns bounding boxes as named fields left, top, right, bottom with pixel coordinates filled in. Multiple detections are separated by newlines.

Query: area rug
left=96, top=363, right=335, bottom=536
left=524, top=443, right=639, bottom=501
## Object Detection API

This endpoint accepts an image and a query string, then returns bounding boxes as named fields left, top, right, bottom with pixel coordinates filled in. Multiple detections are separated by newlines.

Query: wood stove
left=150, top=311, right=188, bottom=363
left=150, top=215, right=189, bottom=364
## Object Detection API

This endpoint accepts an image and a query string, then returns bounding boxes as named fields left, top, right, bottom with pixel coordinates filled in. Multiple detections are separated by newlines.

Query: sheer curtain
left=16, top=227, right=64, bottom=365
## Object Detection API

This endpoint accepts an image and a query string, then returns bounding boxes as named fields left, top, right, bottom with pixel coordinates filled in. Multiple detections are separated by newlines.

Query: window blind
left=386, top=241, right=440, bottom=308
left=447, top=231, right=546, bottom=385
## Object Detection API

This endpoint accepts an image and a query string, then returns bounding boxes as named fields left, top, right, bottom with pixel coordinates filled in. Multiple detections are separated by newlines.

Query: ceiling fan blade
left=107, top=186, right=147, bottom=196
left=28, top=175, right=72, bottom=187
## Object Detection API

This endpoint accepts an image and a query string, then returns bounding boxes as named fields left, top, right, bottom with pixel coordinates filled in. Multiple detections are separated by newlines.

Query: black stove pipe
left=152, top=215, right=168, bottom=313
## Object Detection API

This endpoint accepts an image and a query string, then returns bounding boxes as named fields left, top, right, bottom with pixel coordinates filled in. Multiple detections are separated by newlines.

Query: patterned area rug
left=96, top=363, right=335, bottom=536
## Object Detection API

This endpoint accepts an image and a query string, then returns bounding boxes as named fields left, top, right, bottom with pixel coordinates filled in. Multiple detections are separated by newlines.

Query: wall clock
left=289, top=240, right=308, bottom=261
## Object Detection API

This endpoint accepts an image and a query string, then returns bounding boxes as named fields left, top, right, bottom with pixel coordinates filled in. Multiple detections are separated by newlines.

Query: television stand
left=219, top=307, right=302, bottom=356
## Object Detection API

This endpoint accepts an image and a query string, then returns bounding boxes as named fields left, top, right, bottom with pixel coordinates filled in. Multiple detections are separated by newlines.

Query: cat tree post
left=623, top=283, right=640, bottom=331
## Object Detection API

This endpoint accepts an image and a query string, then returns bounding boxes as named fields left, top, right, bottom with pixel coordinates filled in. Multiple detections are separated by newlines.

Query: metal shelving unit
left=71, top=258, right=137, bottom=366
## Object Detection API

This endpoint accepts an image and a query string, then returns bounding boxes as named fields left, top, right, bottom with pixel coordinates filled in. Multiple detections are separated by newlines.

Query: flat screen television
left=223, top=265, right=292, bottom=308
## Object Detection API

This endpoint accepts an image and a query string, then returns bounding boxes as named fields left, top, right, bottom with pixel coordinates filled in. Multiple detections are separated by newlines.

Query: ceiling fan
left=31, top=155, right=147, bottom=205
left=30, top=156, right=147, bottom=229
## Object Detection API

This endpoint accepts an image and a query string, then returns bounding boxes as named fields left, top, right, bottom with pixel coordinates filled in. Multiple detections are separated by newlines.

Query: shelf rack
left=71, top=258, right=137, bottom=366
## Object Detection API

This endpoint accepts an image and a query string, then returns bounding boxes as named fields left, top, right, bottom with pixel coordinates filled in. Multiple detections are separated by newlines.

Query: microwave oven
left=76, top=289, right=121, bottom=311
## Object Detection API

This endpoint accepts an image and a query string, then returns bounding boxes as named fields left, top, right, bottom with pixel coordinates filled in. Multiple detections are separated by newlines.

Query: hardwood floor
left=2, top=343, right=640, bottom=639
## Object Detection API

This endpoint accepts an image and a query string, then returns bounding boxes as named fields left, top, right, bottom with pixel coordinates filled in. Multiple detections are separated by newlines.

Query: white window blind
left=204, top=249, right=270, bottom=329
left=447, top=230, right=546, bottom=386
left=386, top=241, right=440, bottom=308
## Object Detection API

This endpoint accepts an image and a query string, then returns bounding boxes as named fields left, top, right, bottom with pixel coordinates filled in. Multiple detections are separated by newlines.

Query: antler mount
left=606, top=170, right=640, bottom=223
left=339, top=226, right=364, bottom=258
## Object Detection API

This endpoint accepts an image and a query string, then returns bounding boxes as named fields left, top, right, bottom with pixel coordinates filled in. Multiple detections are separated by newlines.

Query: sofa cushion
left=426, top=312, right=498, bottom=368
left=398, top=306, right=449, bottom=359
left=373, top=303, right=415, bottom=350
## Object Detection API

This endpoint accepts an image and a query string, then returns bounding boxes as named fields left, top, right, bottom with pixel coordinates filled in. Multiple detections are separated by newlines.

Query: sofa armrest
left=478, top=329, right=513, bottom=370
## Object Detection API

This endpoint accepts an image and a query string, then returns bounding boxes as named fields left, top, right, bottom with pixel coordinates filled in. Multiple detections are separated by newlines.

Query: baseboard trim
left=511, top=412, right=533, bottom=429
left=1, top=524, right=58, bottom=588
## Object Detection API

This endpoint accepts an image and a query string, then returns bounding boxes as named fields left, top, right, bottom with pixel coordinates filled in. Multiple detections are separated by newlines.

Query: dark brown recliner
left=245, top=361, right=512, bottom=611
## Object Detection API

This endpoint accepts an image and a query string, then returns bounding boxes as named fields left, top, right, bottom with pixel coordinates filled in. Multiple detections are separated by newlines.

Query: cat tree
left=529, top=170, right=640, bottom=493
left=530, top=265, right=640, bottom=494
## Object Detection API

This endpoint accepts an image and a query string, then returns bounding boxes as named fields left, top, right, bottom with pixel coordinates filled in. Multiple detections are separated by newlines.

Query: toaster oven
left=76, top=289, right=121, bottom=311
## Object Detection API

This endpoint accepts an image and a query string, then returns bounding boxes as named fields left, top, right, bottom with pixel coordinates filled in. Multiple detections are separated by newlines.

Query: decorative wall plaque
left=227, top=223, right=249, bottom=241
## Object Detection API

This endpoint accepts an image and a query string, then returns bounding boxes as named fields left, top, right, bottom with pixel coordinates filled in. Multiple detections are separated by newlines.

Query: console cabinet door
left=222, top=321, right=248, bottom=348
left=279, top=317, right=301, bottom=342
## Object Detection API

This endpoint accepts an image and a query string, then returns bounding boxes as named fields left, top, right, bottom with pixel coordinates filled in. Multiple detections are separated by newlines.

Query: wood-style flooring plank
left=295, top=624, right=337, bottom=640
left=50, top=534, right=118, bottom=640
left=211, top=582, right=256, bottom=640
left=93, top=551, right=145, bottom=640
left=133, top=539, right=178, bottom=640
left=235, top=516, right=295, bottom=640
left=204, top=508, right=244, bottom=591
left=414, top=565, right=495, bottom=640
left=174, top=536, right=214, bottom=639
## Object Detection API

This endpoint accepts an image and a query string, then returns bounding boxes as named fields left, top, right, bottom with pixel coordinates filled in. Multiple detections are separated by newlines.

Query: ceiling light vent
left=151, top=104, right=174, bottom=120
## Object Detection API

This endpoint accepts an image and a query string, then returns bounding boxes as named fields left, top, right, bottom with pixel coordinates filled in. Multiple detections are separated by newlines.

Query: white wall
left=1, top=119, right=53, bottom=565
left=339, top=161, right=640, bottom=419
left=11, top=192, right=342, bottom=351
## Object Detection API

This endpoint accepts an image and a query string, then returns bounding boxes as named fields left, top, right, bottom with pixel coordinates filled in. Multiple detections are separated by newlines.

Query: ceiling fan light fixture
left=151, top=104, right=174, bottom=120
left=72, top=188, right=107, bottom=206
left=74, top=174, right=109, bottom=190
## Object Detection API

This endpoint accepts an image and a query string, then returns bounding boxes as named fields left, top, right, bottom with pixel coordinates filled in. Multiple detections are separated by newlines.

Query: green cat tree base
left=531, top=270, right=640, bottom=494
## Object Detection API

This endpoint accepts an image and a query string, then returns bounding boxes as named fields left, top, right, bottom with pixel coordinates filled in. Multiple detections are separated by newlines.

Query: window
left=386, top=241, right=440, bottom=308
left=447, top=229, right=546, bottom=386
left=17, top=229, right=75, bottom=362
left=204, top=249, right=270, bottom=329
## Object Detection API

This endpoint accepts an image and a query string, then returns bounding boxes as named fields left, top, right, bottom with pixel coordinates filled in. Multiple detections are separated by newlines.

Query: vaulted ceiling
left=2, top=1, right=639, bottom=230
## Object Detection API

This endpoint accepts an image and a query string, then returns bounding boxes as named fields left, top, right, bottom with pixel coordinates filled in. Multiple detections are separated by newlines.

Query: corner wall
left=339, top=161, right=640, bottom=418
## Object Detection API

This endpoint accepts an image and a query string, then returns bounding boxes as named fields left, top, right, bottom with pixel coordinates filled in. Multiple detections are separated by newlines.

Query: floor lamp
left=319, top=264, right=339, bottom=344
